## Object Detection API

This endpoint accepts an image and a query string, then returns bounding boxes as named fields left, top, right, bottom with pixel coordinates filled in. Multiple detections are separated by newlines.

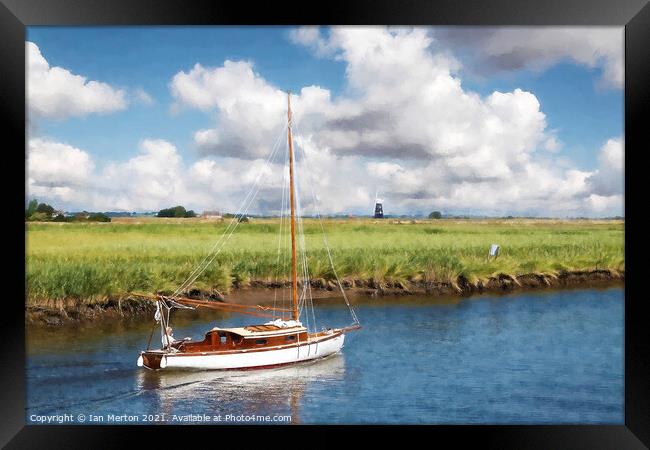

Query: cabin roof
left=210, top=325, right=306, bottom=338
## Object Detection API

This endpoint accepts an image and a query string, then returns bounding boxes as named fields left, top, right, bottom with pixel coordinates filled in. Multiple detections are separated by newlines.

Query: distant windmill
left=374, top=191, right=384, bottom=219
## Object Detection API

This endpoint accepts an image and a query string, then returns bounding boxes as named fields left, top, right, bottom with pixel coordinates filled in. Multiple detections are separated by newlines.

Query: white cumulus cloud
left=433, top=27, right=623, bottom=89
left=27, top=138, right=95, bottom=205
left=27, top=41, right=128, bottom=120
left=28, top=138, right=94, bottom=187
left=586, top=137, right=624, bottom=196
left=171, top=60, right=331, bottom=159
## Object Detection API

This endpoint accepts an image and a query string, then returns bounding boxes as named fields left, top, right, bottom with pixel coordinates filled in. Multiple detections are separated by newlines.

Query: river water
left=26, top=287, right=623, bottom=424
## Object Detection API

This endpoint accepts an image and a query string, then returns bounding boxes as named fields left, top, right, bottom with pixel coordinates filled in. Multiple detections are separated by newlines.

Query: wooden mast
left=287, top=92, right=299, bottom=321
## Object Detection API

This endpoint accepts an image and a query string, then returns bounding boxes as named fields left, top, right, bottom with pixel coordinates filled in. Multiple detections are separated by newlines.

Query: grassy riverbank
left=26, top=217, right=624, bottom=308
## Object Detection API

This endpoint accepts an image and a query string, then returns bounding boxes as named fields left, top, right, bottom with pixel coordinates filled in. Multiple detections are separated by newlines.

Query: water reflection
left=136, top=353, right=346, bottom=423
left=27, top=288, right=624, bottom=424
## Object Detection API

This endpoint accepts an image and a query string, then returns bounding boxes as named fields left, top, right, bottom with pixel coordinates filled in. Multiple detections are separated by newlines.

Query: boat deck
left=211, top=324, right=307, bottom=338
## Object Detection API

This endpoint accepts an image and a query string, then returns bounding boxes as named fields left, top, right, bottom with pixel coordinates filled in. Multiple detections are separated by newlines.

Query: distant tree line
left=156, top=205, right=196, bottom=218
left=25, top=199, right=111, bottom=222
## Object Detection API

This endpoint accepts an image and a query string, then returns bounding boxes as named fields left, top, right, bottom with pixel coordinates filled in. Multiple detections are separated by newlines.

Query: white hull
left=150, top=333, right=345, bottom=371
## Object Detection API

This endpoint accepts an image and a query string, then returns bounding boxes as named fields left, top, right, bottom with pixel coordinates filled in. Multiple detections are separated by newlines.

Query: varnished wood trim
left=154, top=330, right=343, bottom=357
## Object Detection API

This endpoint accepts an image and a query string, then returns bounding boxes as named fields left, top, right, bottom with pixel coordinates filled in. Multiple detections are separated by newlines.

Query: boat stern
left=138, top=351, right=166, bottom=370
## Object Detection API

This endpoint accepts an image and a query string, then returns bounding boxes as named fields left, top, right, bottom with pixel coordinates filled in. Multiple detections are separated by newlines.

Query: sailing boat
left=136, top=93, right=360, bottom=371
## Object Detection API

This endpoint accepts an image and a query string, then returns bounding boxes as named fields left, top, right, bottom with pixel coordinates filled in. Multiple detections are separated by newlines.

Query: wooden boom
left=131, top=292, right=293, bottom=319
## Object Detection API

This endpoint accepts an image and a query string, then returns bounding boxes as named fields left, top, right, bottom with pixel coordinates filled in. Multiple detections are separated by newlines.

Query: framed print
left=2, top=0, right=648, bottom=447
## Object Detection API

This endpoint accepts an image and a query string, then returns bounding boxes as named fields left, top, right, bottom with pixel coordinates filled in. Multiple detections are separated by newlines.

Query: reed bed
left=26, top=218, right=624, bottom=304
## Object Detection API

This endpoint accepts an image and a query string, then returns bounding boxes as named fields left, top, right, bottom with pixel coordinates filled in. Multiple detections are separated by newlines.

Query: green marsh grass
left=25, top=218, right=624, bottom=303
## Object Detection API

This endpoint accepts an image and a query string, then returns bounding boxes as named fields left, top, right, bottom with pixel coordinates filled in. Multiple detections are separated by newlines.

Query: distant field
left=25, top=218, right=624, bottom=304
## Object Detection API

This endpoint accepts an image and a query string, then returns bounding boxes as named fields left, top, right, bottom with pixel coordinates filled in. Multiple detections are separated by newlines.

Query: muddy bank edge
left=26, top=269, right=624, bottom=326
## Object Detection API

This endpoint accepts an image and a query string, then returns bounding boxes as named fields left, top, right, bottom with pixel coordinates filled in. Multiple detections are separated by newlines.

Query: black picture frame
left=2, top=0, right=647, bottom=447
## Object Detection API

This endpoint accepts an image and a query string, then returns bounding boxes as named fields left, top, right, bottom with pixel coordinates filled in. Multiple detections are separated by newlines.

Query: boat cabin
left=175, top=324, right=309, bottom=353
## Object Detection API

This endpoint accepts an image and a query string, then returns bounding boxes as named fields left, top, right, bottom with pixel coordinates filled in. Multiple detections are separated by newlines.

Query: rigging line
left=292, top=119, right=360, bottom=326
left=173, top=179, right=260, bottom=298
left=171, top=124, right=287, bottom=298
left=296, top=192, right=315, bottom=331
left=300, top=218, right=316, bottom=332
left=298, top=208, right=317, bottom=332
left=296, top=179, right=309, bottom=326
left=289, top=118, right=313, bottom=329
left=300, top=165, right=318, bottom=331
left=295, top=184, right=304, bottom=324
left=292, top=136, right=318, bottom=332
left=159, top=299, right=171, bottom=349
left=276, top=138, right=288, bottom=319
left=275, top=126, right=292, bottom=321
left=171, top=125, right=287, bottom=299
left=178, top=140, right=283, bottom=297
left=174, top=161, right=277, bottom=299
left=282, top=160, right=292, bottom=319
left=295, top=147, right=318, bottom=332
left=146, top=320, right=156, bottom=351
left=295, top=176, right=309, bottom=327
left=172, top=126, right=287, bottom=299
left=274, top=137, right=289, bottom=314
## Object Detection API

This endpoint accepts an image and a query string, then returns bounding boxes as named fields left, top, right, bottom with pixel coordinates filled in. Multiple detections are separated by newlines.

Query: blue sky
left=28, top=27, right=347, bottom=165
left=462, top=62, right=623, bottom=170
left=26, top=26, right=624, bottom=216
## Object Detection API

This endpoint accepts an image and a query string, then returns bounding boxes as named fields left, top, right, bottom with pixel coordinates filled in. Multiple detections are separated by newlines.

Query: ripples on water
left=26, top=287, right=624, bottom=424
